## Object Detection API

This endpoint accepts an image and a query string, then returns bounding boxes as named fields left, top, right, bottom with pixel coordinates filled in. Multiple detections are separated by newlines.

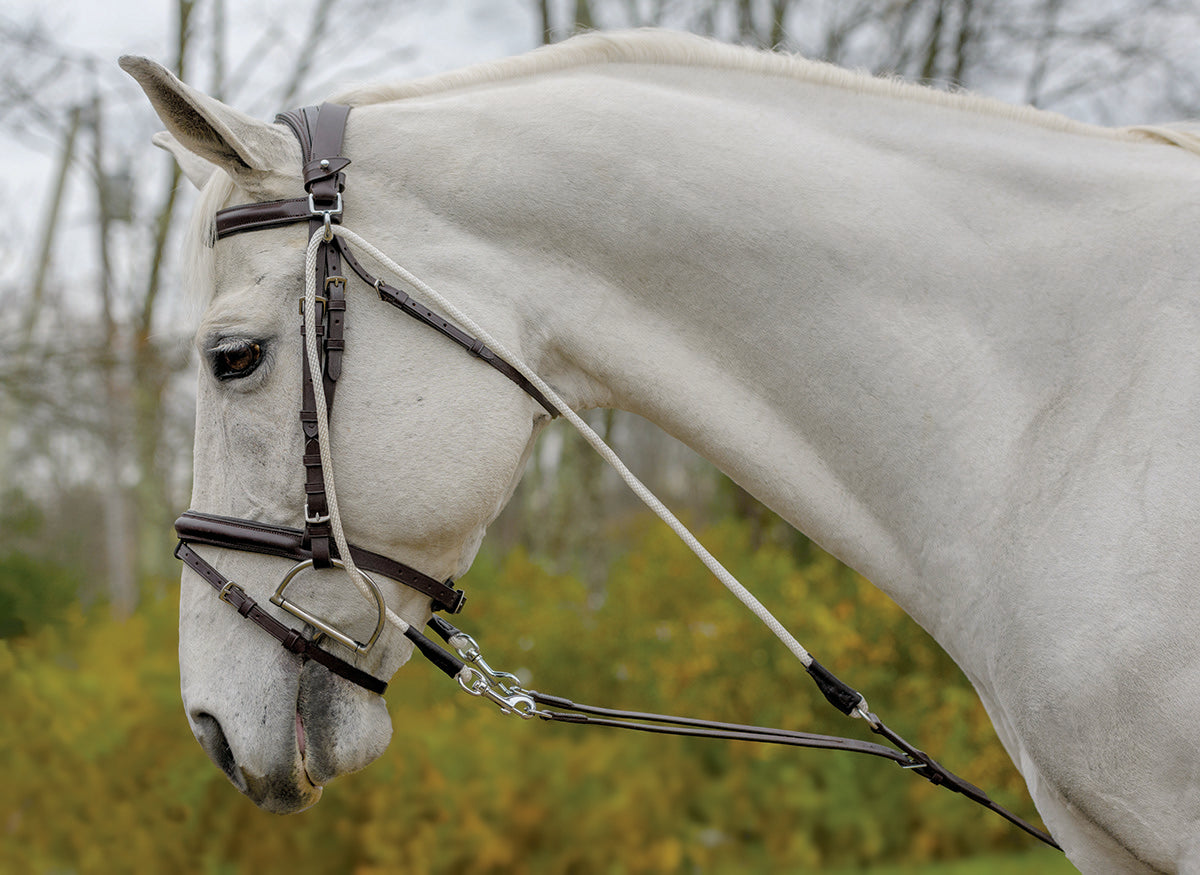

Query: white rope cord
left=330, top=225, right=820, bottom=674
left=304, top=231, right=411, bottom=636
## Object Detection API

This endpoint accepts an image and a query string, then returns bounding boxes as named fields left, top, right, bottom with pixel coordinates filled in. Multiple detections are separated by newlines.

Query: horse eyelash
left=207, top=337, right=272, bottom=379
left=208, top=337, right=258, bottom=355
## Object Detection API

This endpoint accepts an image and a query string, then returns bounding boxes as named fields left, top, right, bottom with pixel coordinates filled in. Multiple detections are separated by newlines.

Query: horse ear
left=152, top=131, right=217, bottom=190
left=119, top=55, right=296, bottom=187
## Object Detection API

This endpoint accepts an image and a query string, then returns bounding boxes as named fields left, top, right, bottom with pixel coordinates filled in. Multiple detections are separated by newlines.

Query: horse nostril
left=191, top=711, right=244, bottom=790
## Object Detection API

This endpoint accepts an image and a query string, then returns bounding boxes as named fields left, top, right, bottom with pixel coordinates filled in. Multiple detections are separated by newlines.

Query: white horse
left=122, top=30, right=1200, bottom=872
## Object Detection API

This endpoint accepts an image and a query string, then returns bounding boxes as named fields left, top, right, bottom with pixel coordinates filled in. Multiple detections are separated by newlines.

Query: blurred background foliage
left=4, top=0, right=1200, bottom=871
left=2, top=513, right=1070, bottom=873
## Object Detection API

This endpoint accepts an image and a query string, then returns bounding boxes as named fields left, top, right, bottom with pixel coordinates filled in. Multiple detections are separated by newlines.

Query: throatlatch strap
left=335, top=238, right=559, bottom=417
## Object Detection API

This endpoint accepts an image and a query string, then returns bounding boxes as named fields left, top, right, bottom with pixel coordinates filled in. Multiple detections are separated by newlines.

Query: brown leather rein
left=172, top=103, right=1060, bottom=852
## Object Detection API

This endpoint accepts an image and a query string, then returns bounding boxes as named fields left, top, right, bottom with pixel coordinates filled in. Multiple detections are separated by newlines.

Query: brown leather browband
left=215, top=198, right=316, bottom=237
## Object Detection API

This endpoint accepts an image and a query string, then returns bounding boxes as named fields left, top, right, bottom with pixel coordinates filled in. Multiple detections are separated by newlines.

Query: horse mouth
left=185, top=655, right=392, bottom=813
left=243, top=768, right=323, bottom=814
left=296, top=709, right=327, bottom=791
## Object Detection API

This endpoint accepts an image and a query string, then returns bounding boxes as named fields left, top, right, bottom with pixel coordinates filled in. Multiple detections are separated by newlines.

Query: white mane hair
left=329, top=28, right=1200, bottom=153
left=184, top=171, right=234, bottom=308
left=185, top=29, right=1200, bottom=305
left=184, top=171, right=235, bottom=308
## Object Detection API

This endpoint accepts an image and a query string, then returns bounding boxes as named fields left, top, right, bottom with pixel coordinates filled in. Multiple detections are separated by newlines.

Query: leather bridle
left=174, top=102, right=556, bottom=696
left=171, top=103, right=1060, bottom=852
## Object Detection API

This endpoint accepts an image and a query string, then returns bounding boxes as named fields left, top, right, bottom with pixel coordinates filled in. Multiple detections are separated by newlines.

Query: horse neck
left=358, top=64, right=1200, bottom=665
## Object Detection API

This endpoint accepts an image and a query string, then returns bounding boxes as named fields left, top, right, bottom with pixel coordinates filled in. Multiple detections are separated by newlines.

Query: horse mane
left=328, top=29, right=1200, bottom=154
left=185, top=30, right=1200, bottom=303
left=184, top=172, right=234, bottom=307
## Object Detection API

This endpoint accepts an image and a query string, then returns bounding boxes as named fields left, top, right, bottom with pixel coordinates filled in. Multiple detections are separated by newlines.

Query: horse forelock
left=326, top=29, right=1187, bottom=151
left=183, top=170, right=235, bottom=309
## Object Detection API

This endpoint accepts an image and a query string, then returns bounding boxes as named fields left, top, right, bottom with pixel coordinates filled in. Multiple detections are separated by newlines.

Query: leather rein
left=173, top=103, right=1060, bottom=852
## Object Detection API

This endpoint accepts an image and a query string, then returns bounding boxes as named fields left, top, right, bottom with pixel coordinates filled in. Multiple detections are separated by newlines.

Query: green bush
left=0, top=491, right=81, bottom=637
left=0, top=516, right=1057, bottom=873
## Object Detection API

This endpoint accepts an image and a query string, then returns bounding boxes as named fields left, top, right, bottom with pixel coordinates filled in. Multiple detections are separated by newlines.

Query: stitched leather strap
left=335, top=238, right=559, bottom=416
left=419, top=616, right=1060, bottom=851
left=528, top=691, right=1059, bottom=847
left=175, top=511, right=466, bottom=613
left=175, top=541, right=388, bottom=695
left=216, top=198, right=315, bottom=239
left=292, top=104, right=350, bottom=563
left=527, top=691, right=912, bottom=760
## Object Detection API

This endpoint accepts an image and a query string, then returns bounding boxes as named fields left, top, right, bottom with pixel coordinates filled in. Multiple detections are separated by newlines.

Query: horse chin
left=242, top=768, right=324, bottom=815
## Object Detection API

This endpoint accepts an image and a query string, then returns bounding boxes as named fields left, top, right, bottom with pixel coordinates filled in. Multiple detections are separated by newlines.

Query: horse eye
left=211, top=339, right=264, bottom=381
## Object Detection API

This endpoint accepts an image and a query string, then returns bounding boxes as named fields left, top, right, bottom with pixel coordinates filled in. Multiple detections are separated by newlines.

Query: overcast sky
left=5, top=0, right=541, bottom=143
left=6, top=0, right=1200, bottom=324
left=6, top=0, right=538, bottom=79
left=1, top=0, right=545, bottom=318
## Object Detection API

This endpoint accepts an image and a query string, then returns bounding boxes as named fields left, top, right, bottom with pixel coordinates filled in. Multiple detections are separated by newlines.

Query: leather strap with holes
left=175, top=540, right=388, bottom=695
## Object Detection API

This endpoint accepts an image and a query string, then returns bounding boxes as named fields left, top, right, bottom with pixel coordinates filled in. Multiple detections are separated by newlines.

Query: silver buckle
left=304, top=503, right=331, bottom=525
left=307, top=191, right=342, bottom=218
left=308, top=192, right=342, bottom=241
left=271, top=558, right=386, bottom=653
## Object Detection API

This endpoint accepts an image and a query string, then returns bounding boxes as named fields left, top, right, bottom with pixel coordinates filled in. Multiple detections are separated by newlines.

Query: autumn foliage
left=1, top=516, right=1051, bottom=873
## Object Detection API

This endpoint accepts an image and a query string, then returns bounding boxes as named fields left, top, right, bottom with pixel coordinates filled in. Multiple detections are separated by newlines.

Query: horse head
left=122, top=56, right=549, bottom=812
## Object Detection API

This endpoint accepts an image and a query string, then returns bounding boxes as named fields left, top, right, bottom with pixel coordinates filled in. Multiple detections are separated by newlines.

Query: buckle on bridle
left=308, top=192, right=342, bottom=241
left=308, top=191, right=342, bottom=218
left=218, top=580, right=246, bottom=605
left=298, top=294, right=329, bottom=315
